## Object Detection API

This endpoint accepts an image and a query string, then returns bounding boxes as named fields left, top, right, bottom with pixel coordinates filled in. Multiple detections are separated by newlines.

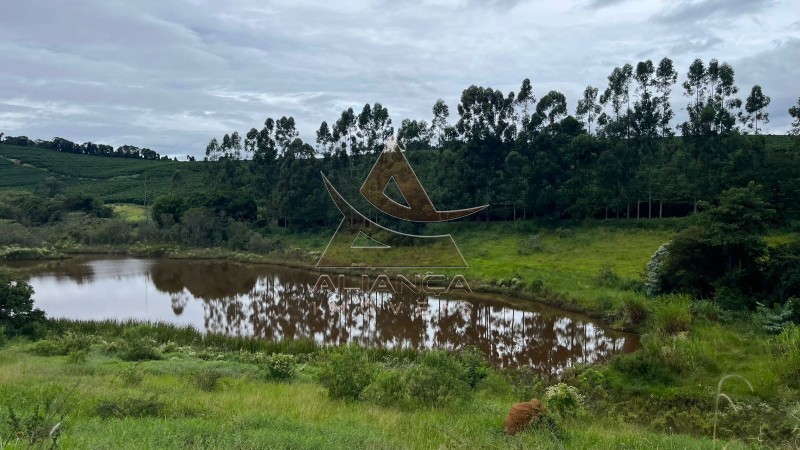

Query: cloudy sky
left=1, top=0, right=798, bottom=158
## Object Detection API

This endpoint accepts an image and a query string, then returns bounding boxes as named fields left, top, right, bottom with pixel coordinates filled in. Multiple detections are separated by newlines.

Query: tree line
left=191, top=57, right=800, bottom=229
left=0, top=135, right=175, bottom=161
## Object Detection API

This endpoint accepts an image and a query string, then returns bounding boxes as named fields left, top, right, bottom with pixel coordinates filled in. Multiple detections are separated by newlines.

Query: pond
left=3, top=257, right=639, bottom=372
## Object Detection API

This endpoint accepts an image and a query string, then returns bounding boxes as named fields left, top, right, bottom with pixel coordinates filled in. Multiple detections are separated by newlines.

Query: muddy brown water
left=2, top=256, right=639, bottom=372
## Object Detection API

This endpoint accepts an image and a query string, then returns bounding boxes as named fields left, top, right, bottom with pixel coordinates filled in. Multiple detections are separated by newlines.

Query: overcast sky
left=1, top=0, right=798, bottom=158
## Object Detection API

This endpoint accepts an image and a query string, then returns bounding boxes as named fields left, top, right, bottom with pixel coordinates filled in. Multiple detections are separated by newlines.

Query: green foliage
left=361, top=369, right=406, bottom=407
left=65, top=349, right=88, bottom=365
left=109, top=331, right=162, bottom=362
left=318, top=346, right=374, bottom=401
left=764, top=241, right=800, bottom=302
left=95, top=397, right=165, bottom=419
left=594, top=264, right=622, bottom=287
left=653, top=295, right=693, bottom=334
left=192, top=367, right=224, bottom=392
left=755, top=298, right=800, bottom=334
left=29, top=332, right=92, bottom=356
left=0, top=275, right=46, bottom=338
left=403, top=351, right=472, bottom=407
left=619, top=297, right=649, bottom=328
left=691, top=300, right=721, bottom=322
left=772, top=326, right=800, bottom=387
left=262, top=353, right=297, bottom=380
left=545, top=383, right=584, bottom=419
left=658, top=183, right=773, bottom=303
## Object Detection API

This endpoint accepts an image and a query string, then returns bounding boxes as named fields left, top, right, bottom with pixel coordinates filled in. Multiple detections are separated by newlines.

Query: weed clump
left=262, top=353, right=297, bottom=381
left=192, top=367, right=224, bottom=392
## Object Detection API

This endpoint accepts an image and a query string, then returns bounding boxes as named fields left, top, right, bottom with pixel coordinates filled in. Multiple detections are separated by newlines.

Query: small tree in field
left=0, top=274, right=46, bottom=337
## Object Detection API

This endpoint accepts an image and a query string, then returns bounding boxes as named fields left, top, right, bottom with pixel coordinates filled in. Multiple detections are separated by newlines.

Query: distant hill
left=0, top=143, right=204, bottom=204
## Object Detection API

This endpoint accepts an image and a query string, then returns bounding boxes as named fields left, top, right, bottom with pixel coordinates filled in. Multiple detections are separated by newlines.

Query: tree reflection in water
left=148, top=259, right=639, bottom=372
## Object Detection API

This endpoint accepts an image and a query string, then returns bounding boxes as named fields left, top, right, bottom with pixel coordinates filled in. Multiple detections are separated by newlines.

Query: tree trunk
left=659, top=201, right=663, bottom=218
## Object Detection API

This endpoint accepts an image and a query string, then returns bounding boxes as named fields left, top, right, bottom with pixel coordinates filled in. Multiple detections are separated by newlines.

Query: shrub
left=116, top=338, right=160, bottom=362
left=362, top=369, right=406, bottom=407
left=691, top=300, right=721, bottom=321
left=263, top=353, right=297, bottom=380
left=459, top=347, right=490, bottom=389
left=595, top=265, right=622, bottom=287
left=30, top=333, right=92, bottom=357
left=120, top=364, right=145, bottom=387
left=645, top=243, right=669, bottom=296
left=773, top=325, right=800, bottom=387
left=653, top=295, right=692, bottom=334
left=66, top=349, right=88, bottom=365
left=756, top=298, right=800, bottom=334
left=611, top=351, right=672, bottom=383
left=619, top=297, right=648, bottom=328
left=544, top=383, right=583, bottom=419
left=318, top=346, right=374, bottom=401
left=403, top=351, right=471, bottom=407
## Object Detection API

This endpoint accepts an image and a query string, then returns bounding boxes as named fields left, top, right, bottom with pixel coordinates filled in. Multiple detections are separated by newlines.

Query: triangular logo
left=383, top=176, right=410, bottom=208
left=351, top=231, right=390, bottom=249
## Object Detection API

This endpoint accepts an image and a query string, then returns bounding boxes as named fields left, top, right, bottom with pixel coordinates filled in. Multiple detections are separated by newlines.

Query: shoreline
left=0, top=244, right=635, bottom=333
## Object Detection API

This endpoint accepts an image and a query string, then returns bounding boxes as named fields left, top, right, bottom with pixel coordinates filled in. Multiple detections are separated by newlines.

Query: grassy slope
left=0, top=342, right=747, bottom=449
left=0, top=144, right=205, bottom=204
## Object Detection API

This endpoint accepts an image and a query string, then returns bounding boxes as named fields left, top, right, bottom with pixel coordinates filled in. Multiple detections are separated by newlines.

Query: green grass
left=111, top=204, right=148, bottom=223
left=0, top=339, right=753, bottom=449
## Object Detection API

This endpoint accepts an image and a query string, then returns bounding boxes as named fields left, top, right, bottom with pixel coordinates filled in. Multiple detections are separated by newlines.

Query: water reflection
left=3, top=257, right=639, bottom=372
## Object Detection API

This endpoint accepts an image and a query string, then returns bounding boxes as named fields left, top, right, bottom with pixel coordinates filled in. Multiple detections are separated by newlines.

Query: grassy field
left=0, top=328, right=755, bottom=450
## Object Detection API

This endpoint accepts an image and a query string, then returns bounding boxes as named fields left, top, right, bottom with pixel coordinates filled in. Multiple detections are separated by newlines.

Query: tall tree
left=741, top=85, right=771, bottom=135
left=655, top=57, right=678, bottom=138
left=575, top=85, right=602, bottom=134
left=431, top=99, right=450, bottom=148
left=790, top=97, right=800, bottom=136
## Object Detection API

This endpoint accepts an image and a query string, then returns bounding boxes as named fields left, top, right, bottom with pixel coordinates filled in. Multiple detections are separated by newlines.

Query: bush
left=459, top=347, right=490, bottom=389
left=619, top=297, right=648, bottom=328
left=115, top=338, right=160, bottom=362
left=66, top=349, right=88, bottom=365
left=263, top=353, right=297, bottom=380
left=318, top=346, right=374, bottom=401
left=362, top=369, right=407, bottom=407
left=653, top=295, right=692, bottom=334
left=772, top=325, right=800, bottom=386
left=544, top=383, right=583, bottom=419
left=595, top=265, right=622, bottom=287
left=30, top=333, right=92, bottom=356
left=691, top=300, right=721, bottom=321
left=403, top=351, right=471, bottom=407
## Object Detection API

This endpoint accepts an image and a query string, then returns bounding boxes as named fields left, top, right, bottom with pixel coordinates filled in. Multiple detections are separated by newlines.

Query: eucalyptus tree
left=575, top=85, right=602, bottom=134
left=790, top=97, right=800, bottom=136
left=516, top=78, right=536, bottom=130
left=397, top=118, right=431, bottom=151
left=741, top=85, right=771, bottom=135
left=655, top=57, right=678, bottom=138
left=431, top=99, right=450, bottom=148
left=315, top=121, right=333, bottom=155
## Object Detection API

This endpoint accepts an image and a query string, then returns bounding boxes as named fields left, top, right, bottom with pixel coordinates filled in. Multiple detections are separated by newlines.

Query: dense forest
left=184, top=57, right=800, bottom=229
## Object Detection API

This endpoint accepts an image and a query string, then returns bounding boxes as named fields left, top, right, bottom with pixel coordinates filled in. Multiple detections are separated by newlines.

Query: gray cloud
left=0, top=0, right=797, bottom=158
